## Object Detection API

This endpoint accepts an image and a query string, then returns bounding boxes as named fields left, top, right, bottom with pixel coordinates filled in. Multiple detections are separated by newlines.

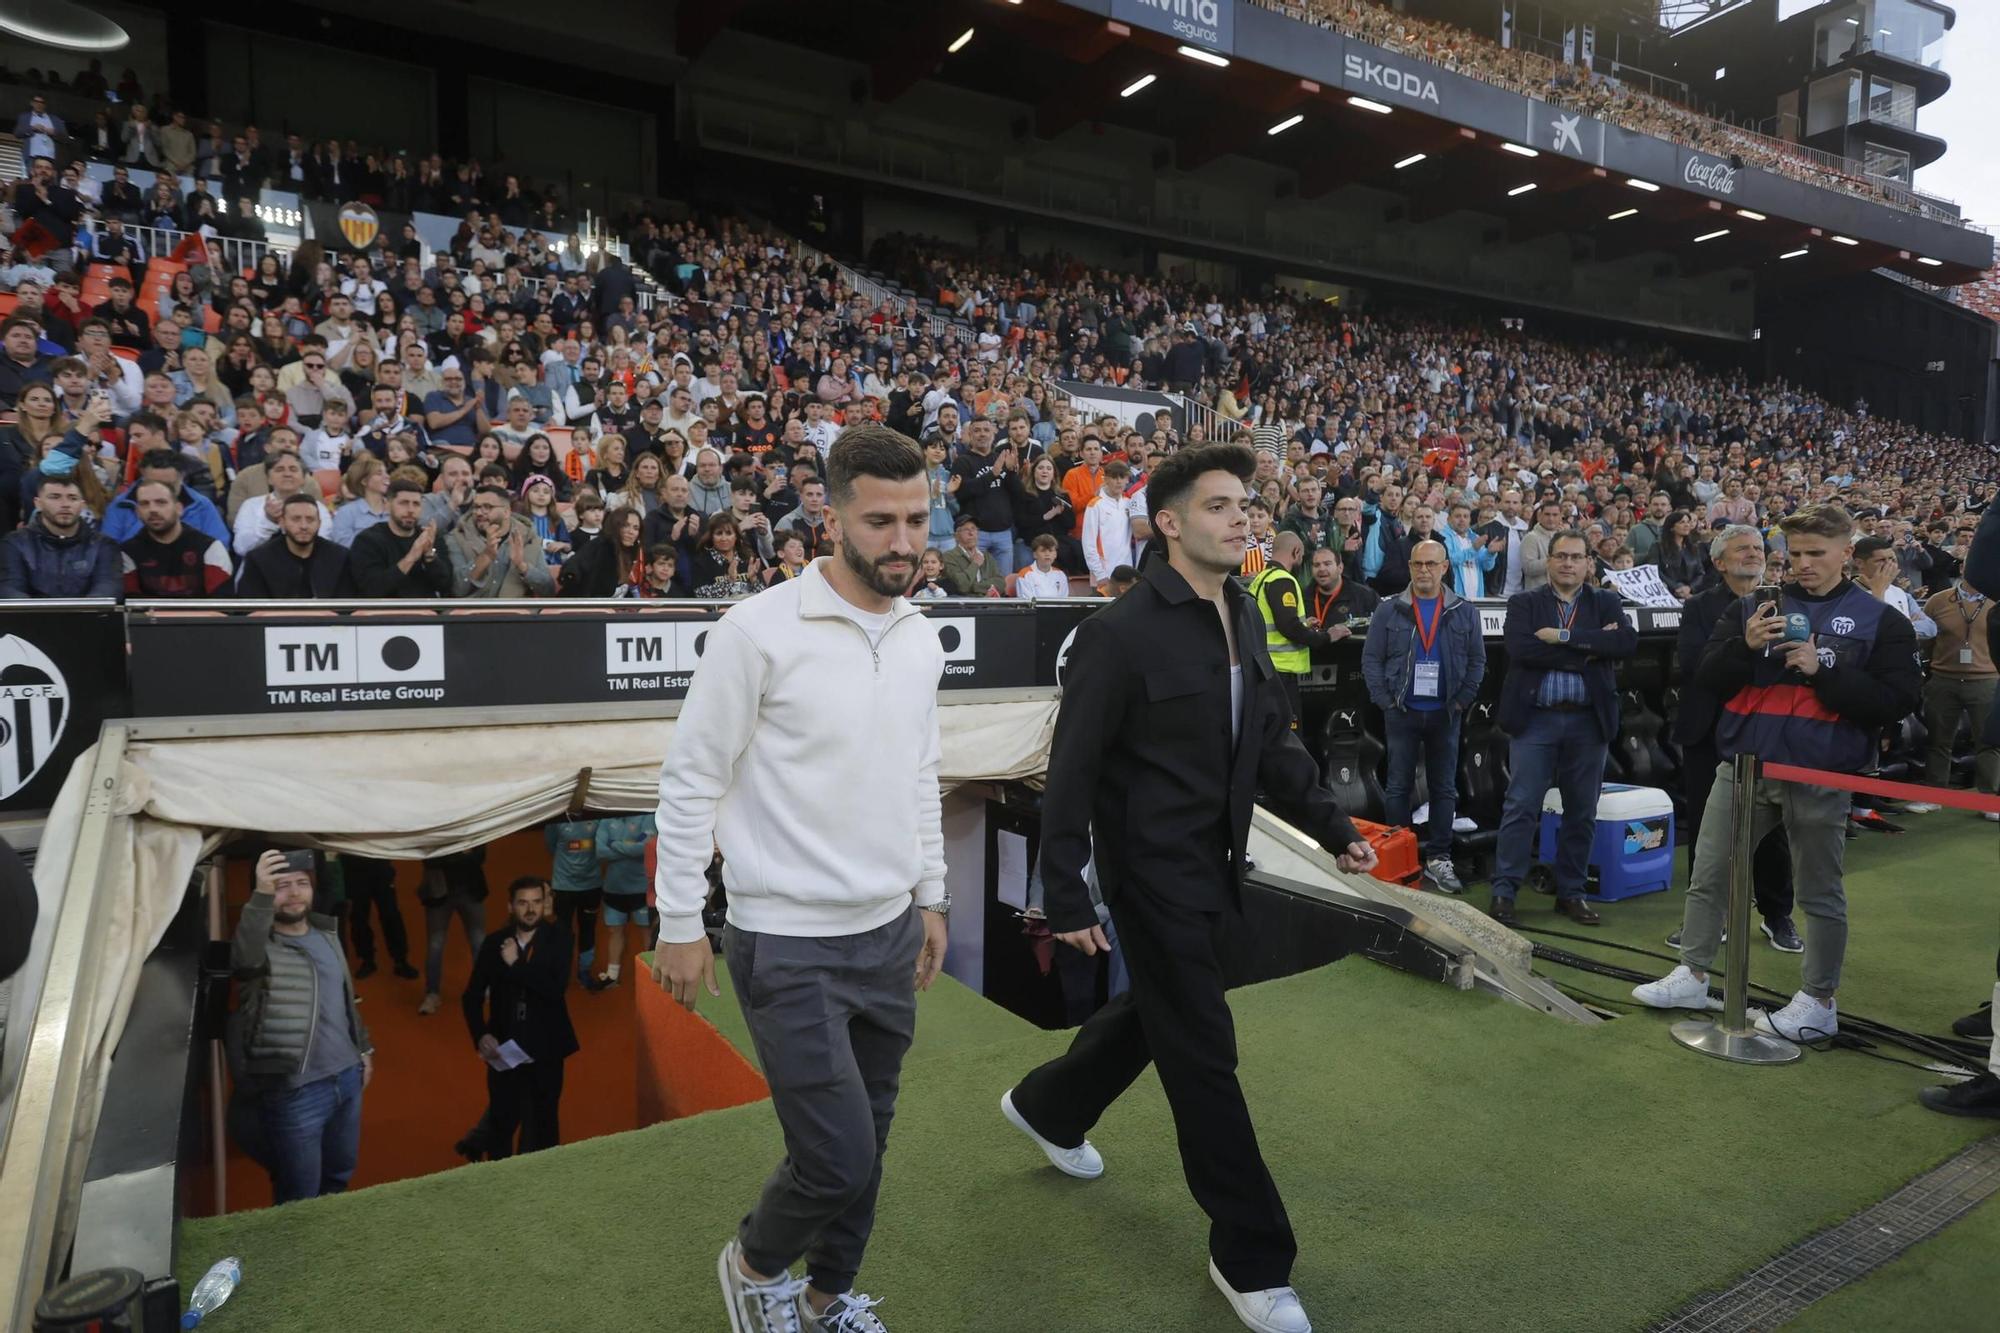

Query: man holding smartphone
left=228, top=848, right=374, bottom=1205
left=1635, top=505, right=1922, bottom=1041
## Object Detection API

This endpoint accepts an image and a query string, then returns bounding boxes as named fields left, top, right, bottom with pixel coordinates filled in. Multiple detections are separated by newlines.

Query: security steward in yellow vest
left=1248, top=531, right=1334, bottom=730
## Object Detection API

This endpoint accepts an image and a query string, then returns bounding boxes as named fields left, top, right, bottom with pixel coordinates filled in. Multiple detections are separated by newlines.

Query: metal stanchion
left=1672, top=752, right=1804, bottom=1065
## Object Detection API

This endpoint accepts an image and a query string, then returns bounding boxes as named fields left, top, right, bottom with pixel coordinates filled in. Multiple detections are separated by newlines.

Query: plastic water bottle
left=182, top=1257, right=242, bottom=1329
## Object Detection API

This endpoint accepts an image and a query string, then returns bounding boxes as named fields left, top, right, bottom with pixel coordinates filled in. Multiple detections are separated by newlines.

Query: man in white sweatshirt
left=653, top=422, right=951, bottom=1333
left=1081, top=459, right=1136, bottom=594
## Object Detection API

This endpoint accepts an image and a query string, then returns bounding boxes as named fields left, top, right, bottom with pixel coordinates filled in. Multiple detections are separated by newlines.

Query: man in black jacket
left=1487, top=530, right=1639, bottom=927
left=1000, top=443, right=1376, bottom=1333
left=462, top=876, right=578, bottom=1157
left=349, top=478, right=452, bottom=598
left=236, top=493, right=356, bottom=597
left=1669, top=524, right=1797, bottom=952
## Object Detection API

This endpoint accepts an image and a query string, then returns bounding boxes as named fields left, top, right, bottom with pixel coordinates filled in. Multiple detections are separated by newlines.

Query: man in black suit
left=1486, top=529, right=1638, bottom=927
left=1670, top=524, right=1797, bottom=952
left=462, top=876, right=579, bottom=1158
left=999, top=443, right=1378, bottom=1333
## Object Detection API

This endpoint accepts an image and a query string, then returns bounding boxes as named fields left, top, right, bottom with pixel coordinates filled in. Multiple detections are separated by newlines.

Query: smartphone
left=282, top=849, right=316, bottom=874
left=1752, top=584, right=1782, bottom=612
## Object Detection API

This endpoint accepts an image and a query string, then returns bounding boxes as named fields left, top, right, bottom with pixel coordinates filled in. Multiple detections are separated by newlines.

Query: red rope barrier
left=1760, top=762, right=2000, bottom=817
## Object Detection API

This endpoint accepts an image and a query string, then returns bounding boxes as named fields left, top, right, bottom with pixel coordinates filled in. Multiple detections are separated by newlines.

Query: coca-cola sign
left=1683, top=156, right=1738, bottom=196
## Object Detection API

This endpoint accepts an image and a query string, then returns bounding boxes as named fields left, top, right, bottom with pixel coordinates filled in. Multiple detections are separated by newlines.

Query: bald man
left=1362, top=539, right=1487, bottom=893
left=1248, top=530, right=1335, bottom=730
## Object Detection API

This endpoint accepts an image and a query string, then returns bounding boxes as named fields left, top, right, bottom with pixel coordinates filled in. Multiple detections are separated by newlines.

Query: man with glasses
left=1486, top=530, right=1637, bottom=927
left=284, top=347, right=353, bottom=432
left=424, top=365, right=487, bottom=453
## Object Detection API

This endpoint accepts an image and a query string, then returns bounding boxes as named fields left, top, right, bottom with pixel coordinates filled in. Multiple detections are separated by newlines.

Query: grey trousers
left=1923, top=673, right=1999, bottom=792
left=1680, top=764, right=1852, bottom=998
left=723, top=908, right=922, bottom=1296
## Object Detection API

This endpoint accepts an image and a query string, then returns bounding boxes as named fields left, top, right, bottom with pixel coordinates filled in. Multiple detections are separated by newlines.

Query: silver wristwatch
left=919, top=893, right=951, bottom=917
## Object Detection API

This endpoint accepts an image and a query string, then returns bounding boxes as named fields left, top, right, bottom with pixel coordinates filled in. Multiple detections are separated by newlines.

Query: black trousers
left=1682, top=738, right=1795, bottom=919
left=551, top=888, right=601, bottom=968
left=343, top=855, right=410, bottom=967
left=485, top=1058, right=565, bottom=1157
left=1010, top=887, right=1296, bottom=1292
left=1276, top=671, right=1303, bottom=734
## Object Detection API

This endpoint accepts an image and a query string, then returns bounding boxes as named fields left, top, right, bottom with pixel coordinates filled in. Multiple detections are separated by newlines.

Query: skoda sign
left=1683, top=155, right=1738, bottom=196
left=1344, top=53, right=1440, bottom=107
left=1111, top=0, right=1234, bottom=54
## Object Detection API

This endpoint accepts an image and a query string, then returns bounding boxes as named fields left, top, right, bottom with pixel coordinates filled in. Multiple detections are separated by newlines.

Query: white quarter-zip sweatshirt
left=654, top=558, right=947, bottom=942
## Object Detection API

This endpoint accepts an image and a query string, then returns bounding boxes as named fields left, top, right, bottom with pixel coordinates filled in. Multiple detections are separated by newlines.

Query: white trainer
left=1902, top=802, right=1941, bottom=814
left=720, top=1238, right=807, bottom=1333
left=1754, top=991, right=1838, bottom=1042
left=1209, top=1258, right=1312, bottom=1333
left=1000, top=1089, right=1103, bottom=1179
left=799, top=1290, right=889, bottom=1333
left=1631, top=964, right=1721, bottom=1011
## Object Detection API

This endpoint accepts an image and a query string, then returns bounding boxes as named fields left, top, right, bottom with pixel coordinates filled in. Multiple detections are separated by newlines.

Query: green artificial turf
left=180, top=946, right=1998, bottom=1332
left=1781, top=1189, right=2000, bottom=1332
left=1499, top=810, right=2000, bottom=1040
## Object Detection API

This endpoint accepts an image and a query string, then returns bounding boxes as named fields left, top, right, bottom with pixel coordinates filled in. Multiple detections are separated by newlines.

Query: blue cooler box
left=1537, top=784, right=1675, bottom=901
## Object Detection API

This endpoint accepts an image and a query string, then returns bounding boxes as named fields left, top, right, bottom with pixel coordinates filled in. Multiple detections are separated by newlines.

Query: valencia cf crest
left=337, top=201, right=380, bottom=250
left=0, top=635, right=68, bottom=800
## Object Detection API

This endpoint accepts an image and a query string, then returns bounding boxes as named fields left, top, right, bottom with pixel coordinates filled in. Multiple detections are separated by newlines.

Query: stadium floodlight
left=1917, top=256, right=1943, bottom=267
left=1830, top=234, right=1860, bottom=245
left=1508, top=183, right=1538, bottom=196
left=1694, top=229, right=1730, bottom=243
left=1394, top=153, right=1427, bottom=169
left=948, top=27, right=974, bottom=53
left=1607, top=208, right=1639, bottom=220
left=1347, top=96, right=1393, bottom=115
left=1178, top=44, right=1229, bottom=66
left=1781, top=248, right=1809, bottom=259
left=1736, top=209, right=1767, bottom=221
left=1626, top=178, right=1661, bottom=192
left=1500, top=142, right=1539, bottom=157
left=1268, top=114, right=1305, bottom=135
left=1120, top=74, right=1157, bottom=98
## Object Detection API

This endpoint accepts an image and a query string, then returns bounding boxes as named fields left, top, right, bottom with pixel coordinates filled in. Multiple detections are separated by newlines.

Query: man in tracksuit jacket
left=1635, top=504, right=1922, bottom=1042
left=652, top=424, right=950, bottom=1333
left=229, top=848, right=373, bottom=1204
left=1362, top=539, right=1487, bottom=893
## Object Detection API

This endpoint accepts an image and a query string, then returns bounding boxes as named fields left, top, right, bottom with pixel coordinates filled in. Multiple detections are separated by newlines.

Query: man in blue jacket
left=0, top=473, right=121, bottom=598
left=99, top=448, right=232, bottom=547
left=1487, top=529, right=1637, bottom=926
left=1363, top=539, right=1487, bottom=893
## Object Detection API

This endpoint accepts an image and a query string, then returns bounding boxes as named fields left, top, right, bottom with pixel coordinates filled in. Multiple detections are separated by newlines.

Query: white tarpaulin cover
left=14, top=697, right=1056, bottom=1188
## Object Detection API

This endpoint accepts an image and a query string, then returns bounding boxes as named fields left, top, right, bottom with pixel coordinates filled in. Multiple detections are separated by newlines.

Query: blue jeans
left=976, top=527, right=1015, bottom=571
left=259, top=1061, right=364, bottom=1204
left=1382, top=707, right=1461, bottom=859
left=1491, top=708, right=1609, bottom=902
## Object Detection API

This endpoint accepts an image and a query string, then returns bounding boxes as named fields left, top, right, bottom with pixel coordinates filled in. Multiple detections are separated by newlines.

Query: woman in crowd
left=585, top=434, right=629, bottom=498
left=1654, top=509, right=1706, bottom=599
left=328, top=454, right=392, bottom=547
left=339, top=342, right=382, bottom=405
left=510, top=434, right=572, bottom=505
left=657, top=428, right=693, bottom=479
left=560, top=506, right=642, bottom=596
left=687, top=511, right=762, bottom=598
left=249, top=254, right=287, bottom=311
left=1009, top=453, right=1075, bottom=572
left=173, top=346, right=236, bottom=425
left=611, top=451, right=669, bottom=517
left=470, top=433, right=507, bottom=474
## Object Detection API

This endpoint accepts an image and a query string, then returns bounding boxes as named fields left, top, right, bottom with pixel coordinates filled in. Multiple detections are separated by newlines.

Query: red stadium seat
left=110, top=346, right=140, bottom=362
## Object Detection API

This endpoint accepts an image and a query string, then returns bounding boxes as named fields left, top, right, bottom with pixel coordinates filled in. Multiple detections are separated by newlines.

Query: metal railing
left=1177, top=394, right=1246, bottom=441
left=789, top=233, right=977, bottom=349
left=81, top=218, right=284, bottom=281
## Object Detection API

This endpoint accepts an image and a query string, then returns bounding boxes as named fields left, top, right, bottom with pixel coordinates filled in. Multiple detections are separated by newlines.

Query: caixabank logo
left=263, top=626, right=446, bottom=706
left=0, top=634, right=68, bottom=799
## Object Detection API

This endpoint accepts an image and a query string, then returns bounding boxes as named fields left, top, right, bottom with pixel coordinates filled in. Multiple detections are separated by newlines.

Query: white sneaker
left=1902, top=802, right=1941, bottom=814
left=1631, top=964, right=1721, bottom=1011
left=1000, top=1089, right=1103, bottom=1179
left=1209, top=1258, right=1312, bottom=1333
left=719, top=1239, right=807, bottom=1333
left=1754, top=991, right=1838, bottom=1042
left=1984, top=811, right=1999, bottom=823
left=799, top=1290, right=889, bottom=1333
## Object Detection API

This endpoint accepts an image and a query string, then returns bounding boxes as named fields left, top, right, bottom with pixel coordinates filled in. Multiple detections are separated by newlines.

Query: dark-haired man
left=462, top=876, right=577, bottom=1158
left=0, top=316, right=47, bottom=409
left=236, top=492, right=356, bottom=597
left=119, top=479, right=233, bottom=597
left=1000, top=442, right=1377, bottom=1333
left=350, top=478, right=453, bottom=598
left=0, top=473, right=121, bottom=598
left=654, top=422, right=949, bottom=1333
left=102, top=447, right=231, bottom=547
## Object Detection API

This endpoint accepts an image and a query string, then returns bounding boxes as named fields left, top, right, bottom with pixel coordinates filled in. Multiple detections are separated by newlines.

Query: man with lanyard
left=1634, top=505, right=1921, bottom=1041
left=462, top=876, right=578, bottom=1157
left=1304, top=544, right=1380, bottom=633
left=1907, top=571, right=1998, bottom=814
left=1247, top=531, right=1328, bottom=731
left=1362, top=540, right=1486, bottom=895
left=1486, top=530, right=1638, bottom=927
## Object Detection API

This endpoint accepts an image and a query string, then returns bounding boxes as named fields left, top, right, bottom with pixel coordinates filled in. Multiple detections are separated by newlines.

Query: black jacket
left=1040, top=561, right=1363, bottom=934
left=462, top=922, right=579, bottom=1065
left=1496, top=584, right=1638, bottom=740
left=1969, top=501, right=2000, bottom=745
left=1674, top=580, right=1742, bottom=745
left=348, top=522, right=453, bottom=598
left=237, top=538, right=357, bottom=598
